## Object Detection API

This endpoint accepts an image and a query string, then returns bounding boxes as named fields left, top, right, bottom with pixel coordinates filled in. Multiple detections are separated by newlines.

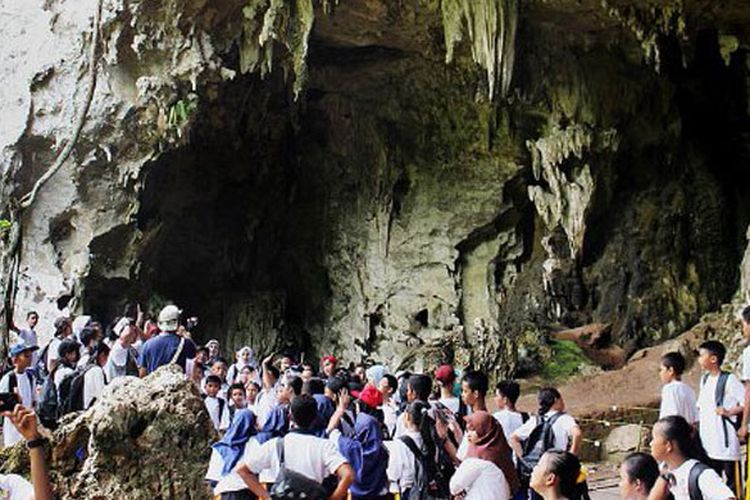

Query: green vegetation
left=540, top=339, right=592, bottom=381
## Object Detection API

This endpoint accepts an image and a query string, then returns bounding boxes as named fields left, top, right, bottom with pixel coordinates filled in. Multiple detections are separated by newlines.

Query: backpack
left=34, top=339, right=54, bottom=381
left=520, top=411, right=530, bottom=423
left=400, top=435, right=451, bottom=500
left=58, top=364, right=95, bottom=415
left=37, top=374, right=60, bottom=429
left=701, top=372, right=740, bottom=447
left=202, top=395, right=226, bottom=425
left=517, top=412, right=564, bottom=484
left=687, top=461, right=710, bottom=500
left=269, top=436, right=328, bottom=500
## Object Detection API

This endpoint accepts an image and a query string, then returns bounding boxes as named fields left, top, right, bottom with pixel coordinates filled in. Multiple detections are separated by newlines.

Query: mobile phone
left=0, top=392, right=18, bottom=413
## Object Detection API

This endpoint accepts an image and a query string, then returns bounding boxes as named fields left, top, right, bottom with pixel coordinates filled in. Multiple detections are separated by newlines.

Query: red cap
left=322, top=355, right=337, bottom=365
left=434, top=364, right=456, bottom=383
left=358, top=384, right=383, bottom=409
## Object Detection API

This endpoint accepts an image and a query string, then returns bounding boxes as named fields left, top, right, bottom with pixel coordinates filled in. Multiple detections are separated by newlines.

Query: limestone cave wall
left=2, top=0, right=750, bottom=377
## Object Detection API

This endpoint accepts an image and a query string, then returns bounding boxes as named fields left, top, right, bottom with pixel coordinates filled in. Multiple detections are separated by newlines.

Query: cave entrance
left=118, top=74, right=330, bottom=355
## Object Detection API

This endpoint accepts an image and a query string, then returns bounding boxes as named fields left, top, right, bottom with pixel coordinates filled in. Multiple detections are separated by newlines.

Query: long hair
left=537, top=387, right=561, bottom=415
left=654, top=415, right=698, bottom=459
left=544, top=450, right=591, bottom=500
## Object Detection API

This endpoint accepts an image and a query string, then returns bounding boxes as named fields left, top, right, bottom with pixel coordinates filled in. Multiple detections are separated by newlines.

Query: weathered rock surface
left=2, top=0, right=750, bottom=377
left=0, top=365, right=214, bottom=499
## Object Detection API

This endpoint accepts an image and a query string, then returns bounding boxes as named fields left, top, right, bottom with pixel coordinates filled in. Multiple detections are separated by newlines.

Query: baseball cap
left=10, top=340, right=39, bottom=357
left=434, top=364, right=456, bottom=383
left=157, top=305, right=181, bottom=331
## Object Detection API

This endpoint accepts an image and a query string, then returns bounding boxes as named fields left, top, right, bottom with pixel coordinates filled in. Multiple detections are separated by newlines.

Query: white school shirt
left=0, top=474, right=33, bottom=500
left=666, top=459, right=735, bottom=500
left=0, top=370, right=35, bottom=448
left=244, top=433, right=348, bottom=484
left=697, top=372, right=745, bottom=460
left=743, top=346, right=750, bottom=381
left=207, top=438, right=263, bottom=494
left=255, top=386, right=278, bottom=427
left=54, top=365, right=75, bottom=390
left=47, top=337, right=62, bottom=372
left=205, top=396, right=231, bottom=431
left=659, top=381, right=698, bottom=423
left=511, top=411, right=579, bottom=451
left=493, top=409, right=525, bottom=440
left=439, top=396, right=461, bottom=414
left=450, top=457, right=510, bottom=500
left=381, top=400, right=398, bottom=438
left=83, top=365, right=107, bottom=409
left=385, top=431, right=422, bottom=493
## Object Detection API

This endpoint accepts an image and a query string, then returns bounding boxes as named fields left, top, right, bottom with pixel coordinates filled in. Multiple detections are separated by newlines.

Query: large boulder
left=603, top=424, right=650, bottom=463
left=1, top=365, right=215, bottom=499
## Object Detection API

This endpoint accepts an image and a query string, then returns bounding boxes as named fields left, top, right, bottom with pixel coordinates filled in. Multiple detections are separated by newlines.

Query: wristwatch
left=25, top=437, right=47, bottom=449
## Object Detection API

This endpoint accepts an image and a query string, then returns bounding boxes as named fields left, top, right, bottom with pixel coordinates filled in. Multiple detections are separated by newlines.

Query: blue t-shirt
left=137, top=333, right=196, bottom=375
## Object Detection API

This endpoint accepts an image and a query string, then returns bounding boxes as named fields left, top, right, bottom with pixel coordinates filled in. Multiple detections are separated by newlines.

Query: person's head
left=238, top=365, right=255, bottom=384
left=434, top=364, right=456, bottom=389
left=354, top=364, right=366, bottom=382
left=278, top=375, right=303, bottom=404
left=324, top=376, right=347, bottom=402
left=265, top=364, right=280, bottom=384
left=365, top=364, right=387, bottom=385
left=290, top=394, right=318, bottom=429
left=206, top=339, right=220, bottom=358
left=93, top=342, right=110, bottom=367
left=358, top=383, right=384, bottom=411
left=157, top=304, right=181, bottom=332
left=659, top=352, right=686, bottom=384
left=530, top=450, right=585, bottom=500
left=303, top=377, right=326, bottom=396
left=54, top=316, right=72, bottom=339
left=650, top=415, right=695, bottom=462
left=301, top=363, right=315, bottom=380
left=195, top=346, right=209, bottom=365
left=10, top=342, right=38, bottom=371
left=246, top=381, right=260, bottom=403
left=461, top=370, right=489, bottom=407
left=321, top=355, right=337, bottom=377
left=697, top=340, right=725, bottom=371
left=236, top=346, right=252, bottom=365
left=379, top=374, right=398, bottom=400
left=407, top=374, right=432, bottom=402
left=80, top=326, right=98, bottom=349
left=229, top=383, right=246, bottom=408
left=495, top=380, right=521, bottom=410
left=742, top=306, right=750, bottom=338
left=26, top=311, right=38, bottom=328
left=280, top=355, right=294, bottom=373
left=211, top=357, right=228, bottom=381
left=205, top=375, right=222, bottom=397
left=538, top=387, right=563, bottom=415
left=58, top=338, right=81, bottom=365
left=404, top=400, right=430, bottom=430
left=619, top=452, right=659, bottom=500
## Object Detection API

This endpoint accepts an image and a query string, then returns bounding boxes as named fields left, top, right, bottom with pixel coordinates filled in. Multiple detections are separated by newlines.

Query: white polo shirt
left=450, top=458, right=510, bottom=500
left=0, top=370, right=35, bottom=448
left=697, top=372, right=744, bottom=460
left=205, top=396, right=231, bottom=432
left=384, top=431, right=422, bottom=493
left=659, top=380, right=698, bottom=423
left=511, top=411, right=579, bottom=452
left=666, top=459, right=734, bottom=500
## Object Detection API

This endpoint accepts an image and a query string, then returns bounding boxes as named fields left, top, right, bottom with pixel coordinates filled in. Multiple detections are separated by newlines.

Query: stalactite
left=441, top=0, right=518, bottom=99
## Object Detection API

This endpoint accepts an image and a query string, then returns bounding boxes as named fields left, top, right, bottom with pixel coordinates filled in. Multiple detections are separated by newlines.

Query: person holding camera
left=0, top=404, right=53, bottom=500
left=0, top=340, right=38, bottom=447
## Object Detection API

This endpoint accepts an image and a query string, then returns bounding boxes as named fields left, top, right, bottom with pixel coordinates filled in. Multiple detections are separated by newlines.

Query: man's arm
left=329, top=463, right=355, bottom=500
left=4, top=405, right=53, bottom=500
left=568, top=424, right=583, bottom=455
left=236, top=463, right=270, bottom=499
left=647, top=476, right=670, bottom=500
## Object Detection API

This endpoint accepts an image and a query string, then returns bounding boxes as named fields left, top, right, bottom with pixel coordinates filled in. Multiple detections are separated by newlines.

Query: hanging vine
left=0, top=0, right=103, bottom=359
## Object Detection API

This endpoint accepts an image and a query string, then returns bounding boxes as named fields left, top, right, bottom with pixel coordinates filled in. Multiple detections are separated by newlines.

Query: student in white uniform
left=83, top=343, right=110, bottom=409
left=235, top=395, right=355, bottom=500
left=696, top=340, right=744, bottom=495
left=53, top=339, right=81, bottom=390
left=648, top=415, right=735, bottom=500
left=493, top=380, right=526, bottom=440
left=738, top=306, right=750, bottom=441
left=18, top=311, right=39, bottom=368
left=0, top=341, right=38, bottom=447
left=384, top=401, right=429, bottom=497
left=658, top=352, right=698, bottom=424
left=510, top=387, right=582, bottom=457
left=204, top=375, right=231, bottom=432
left=435, top=364, right=461, bottom=414
left=450, top=411, right=519, bottom=500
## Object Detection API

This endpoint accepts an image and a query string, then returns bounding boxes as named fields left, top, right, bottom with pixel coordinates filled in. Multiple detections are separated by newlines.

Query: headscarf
left=365, top=365, right=387, bottom=385
left=235, top=346, right=258, bottom=369
left=465, top=411, right=520, bottom=493
left=255, top=403, right=289, bottom=444
left=312, top=393, right=335, bottom=436
left=212, top=409, right=257, bottom=475
left=336, top=412, right=389, bottom=497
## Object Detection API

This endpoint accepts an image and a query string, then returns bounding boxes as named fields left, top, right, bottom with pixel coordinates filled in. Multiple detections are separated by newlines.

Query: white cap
left=157, top=305, right=181, bottom=331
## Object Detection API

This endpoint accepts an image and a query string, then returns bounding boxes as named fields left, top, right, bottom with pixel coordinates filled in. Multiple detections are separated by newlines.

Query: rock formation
left=1, top=0, right=750, bottom=376
left=0, top=365, right=215, bottom=499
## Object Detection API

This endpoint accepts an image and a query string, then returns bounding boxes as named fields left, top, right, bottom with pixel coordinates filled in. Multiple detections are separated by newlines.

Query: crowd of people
left=3, top=304, right=750, bottom=500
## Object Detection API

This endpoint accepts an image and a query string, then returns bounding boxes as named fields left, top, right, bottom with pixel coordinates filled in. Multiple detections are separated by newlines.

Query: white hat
left=114, top=317, right=130, bottom=337
left=157, top=305, right=181, bottom=331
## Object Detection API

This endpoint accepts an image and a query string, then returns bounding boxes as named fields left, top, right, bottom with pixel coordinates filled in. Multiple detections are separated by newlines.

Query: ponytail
left=537, top=387, right=561, bottom=416
left=544, top=450, right=591, bottom=500
left=654, top=415, right=698, bottom=459
left=406, top=401, right=434, bottom=456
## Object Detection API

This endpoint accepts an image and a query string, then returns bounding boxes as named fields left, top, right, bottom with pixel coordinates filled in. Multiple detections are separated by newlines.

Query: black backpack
left=400, top=434, right=451, bottom=500
left=701, top=372, right=740, bottom=447
left=269, top=436, right=328, bottom=500
left=687, top=461, right=710, bottom=500
left=58, top=364, right=95, bottom=415
left=34, top=339, right=54, bottom=382
left=37, top=374, right=60, bottom=429
left=201, top=394, right=226, bottom=425
left=517, top=412, right=564, bottom=484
